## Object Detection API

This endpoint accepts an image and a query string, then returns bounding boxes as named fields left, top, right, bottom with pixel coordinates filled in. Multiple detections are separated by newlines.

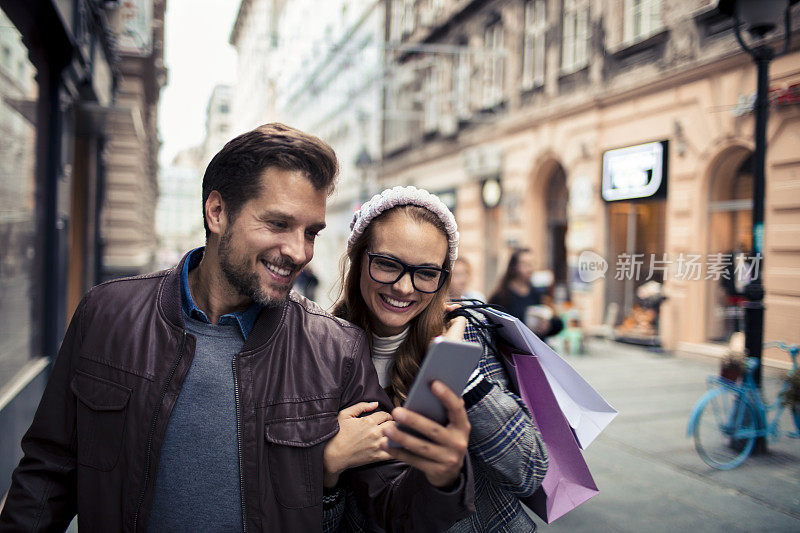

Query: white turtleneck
left=371, top=327, right=410, bottom=388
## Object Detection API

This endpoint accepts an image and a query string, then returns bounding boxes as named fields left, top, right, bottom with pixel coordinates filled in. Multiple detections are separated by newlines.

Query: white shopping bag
left=482, top=307, right=618, bottom=449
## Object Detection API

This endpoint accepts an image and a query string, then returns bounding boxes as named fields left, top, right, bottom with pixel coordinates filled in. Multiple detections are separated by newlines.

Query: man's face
left=216, top=167, right=327, bottom=306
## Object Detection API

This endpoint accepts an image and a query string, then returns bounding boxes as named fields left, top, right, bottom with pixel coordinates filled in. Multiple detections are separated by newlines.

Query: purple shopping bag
left=503, top=347, right=599, bottom=523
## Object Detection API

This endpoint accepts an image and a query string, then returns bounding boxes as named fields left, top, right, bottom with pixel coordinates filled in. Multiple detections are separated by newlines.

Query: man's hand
left=380, top=381, right=470, bottom=488
left=323, top=402, right=394, bottom=488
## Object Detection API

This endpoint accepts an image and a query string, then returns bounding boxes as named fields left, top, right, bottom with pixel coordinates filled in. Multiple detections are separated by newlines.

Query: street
left=529, top=340, right=800, bottom=532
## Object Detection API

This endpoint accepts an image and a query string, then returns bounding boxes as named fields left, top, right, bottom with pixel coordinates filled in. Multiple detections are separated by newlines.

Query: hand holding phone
left=381, top=377, right=475, bottom=488
left=388, top=337, right=482, bottom=446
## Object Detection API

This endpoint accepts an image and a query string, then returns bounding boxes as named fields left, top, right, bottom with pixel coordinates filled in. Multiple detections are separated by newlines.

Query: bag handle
left=445, top=300, right=506, bottom=360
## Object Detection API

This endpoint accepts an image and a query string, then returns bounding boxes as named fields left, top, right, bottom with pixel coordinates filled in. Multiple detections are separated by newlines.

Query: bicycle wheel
left=692, top=387, right=758, bottom=470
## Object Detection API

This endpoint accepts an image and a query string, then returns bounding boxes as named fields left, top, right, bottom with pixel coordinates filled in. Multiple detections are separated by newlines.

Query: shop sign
left=731, top=84, right=800, bottom=117
left=773, top=83, right=800, bottom=106
left=601, top=141, right=667, bottom=202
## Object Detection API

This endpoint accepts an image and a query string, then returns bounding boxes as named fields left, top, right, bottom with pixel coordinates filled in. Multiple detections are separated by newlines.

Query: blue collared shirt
left=180, top=247, right=262, bottom=339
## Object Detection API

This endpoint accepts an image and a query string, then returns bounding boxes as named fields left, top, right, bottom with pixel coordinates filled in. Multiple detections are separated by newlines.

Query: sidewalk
left=530, top=339, right=800, bottom=532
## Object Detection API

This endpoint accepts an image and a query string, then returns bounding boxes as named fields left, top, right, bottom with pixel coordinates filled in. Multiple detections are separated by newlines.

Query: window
left=385, top=72, right=408, bottom=150
left=219, top=103, right=229, bottom=114
left=403, top=0, right=415, bottom=36
left=624, top=0, right=662, bottom=43
left=483, top=20, right=505, bottom=108
left=453, top=43, right=471, bottom=119
left=390, top=0, right=405, bottom=42
left=561, top=0, right=590, bottom=73
left=522, top=0, right=546, bottom=90
left=389, top=0, right=416, bottom=41
left=422, top=65, right=440, bottom=132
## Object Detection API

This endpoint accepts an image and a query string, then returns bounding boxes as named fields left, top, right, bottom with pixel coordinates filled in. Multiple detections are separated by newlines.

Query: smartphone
left=389, top=337, right=483, bottom=447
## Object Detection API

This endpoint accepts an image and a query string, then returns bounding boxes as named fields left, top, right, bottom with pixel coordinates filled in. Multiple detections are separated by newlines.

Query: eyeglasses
left=366, top=252, right=449, bottom=294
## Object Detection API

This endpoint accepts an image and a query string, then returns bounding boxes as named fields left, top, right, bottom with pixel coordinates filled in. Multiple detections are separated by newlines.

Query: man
left=0, top=124, right=474, bottom=532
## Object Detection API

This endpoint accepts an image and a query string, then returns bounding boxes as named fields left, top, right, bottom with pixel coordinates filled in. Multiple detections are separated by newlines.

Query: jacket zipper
left=233, top=354, right=248, bottom=532
left=133, top=331, right=187, bottom=533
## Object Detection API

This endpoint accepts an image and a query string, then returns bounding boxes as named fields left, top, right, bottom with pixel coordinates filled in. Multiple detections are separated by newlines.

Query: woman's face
left=514, top=251, right=535, bottom=282
left=359, top=211, right=449, bottom=336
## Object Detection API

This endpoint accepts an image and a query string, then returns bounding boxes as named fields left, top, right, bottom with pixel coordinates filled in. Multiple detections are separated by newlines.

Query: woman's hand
left=323, top=401, right=394, bottom=488
left=380, top=381, right=471, bottom=489
left=442, top=314, right=467, bottom=342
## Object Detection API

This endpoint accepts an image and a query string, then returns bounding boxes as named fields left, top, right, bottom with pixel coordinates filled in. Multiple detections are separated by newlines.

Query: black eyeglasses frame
left=365, top=251, right=450, bottom=294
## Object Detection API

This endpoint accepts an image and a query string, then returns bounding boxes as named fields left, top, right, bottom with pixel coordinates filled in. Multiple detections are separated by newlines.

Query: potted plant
left=720, top=332, right=746, bottom=382
left=720, top=350, right=746, bottom=382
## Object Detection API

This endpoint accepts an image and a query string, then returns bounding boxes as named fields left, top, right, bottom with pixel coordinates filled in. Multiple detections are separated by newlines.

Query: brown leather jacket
left=0, top=254, right=474, bottom=532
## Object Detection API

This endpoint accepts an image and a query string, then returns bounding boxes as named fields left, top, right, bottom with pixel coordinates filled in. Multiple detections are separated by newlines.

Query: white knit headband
left=348, top=185, right=459, bottom=267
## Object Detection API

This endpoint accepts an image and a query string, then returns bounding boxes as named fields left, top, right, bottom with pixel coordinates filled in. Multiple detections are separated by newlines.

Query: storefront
left=0, top=7, right=40, bottom=400
left=0, top=0, right=117, bottom=486
left=602, top=141, right=668, bottom=345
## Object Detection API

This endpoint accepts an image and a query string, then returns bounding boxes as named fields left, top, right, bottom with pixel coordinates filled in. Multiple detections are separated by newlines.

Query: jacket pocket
left=71, top=370, right=131, bottom=471
left=263, top=411, right=339, bottom=509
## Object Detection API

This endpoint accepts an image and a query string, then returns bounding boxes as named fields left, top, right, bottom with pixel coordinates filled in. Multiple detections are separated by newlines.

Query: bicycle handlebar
left=762, top=341, right=799, bottom=365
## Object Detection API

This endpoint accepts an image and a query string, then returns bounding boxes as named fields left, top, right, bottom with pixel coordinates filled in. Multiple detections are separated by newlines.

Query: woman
left=489, top=248, right=563, bottom=339
left=325, top=186, right=548, bottom=532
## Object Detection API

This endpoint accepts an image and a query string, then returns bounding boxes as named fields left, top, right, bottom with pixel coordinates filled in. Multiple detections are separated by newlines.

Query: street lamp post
left=355, top=146, right=374, bottom=204
left=719, top=0, right=797, bottom=389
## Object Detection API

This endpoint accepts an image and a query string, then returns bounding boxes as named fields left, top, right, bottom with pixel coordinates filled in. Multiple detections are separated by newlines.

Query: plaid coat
left=324, top=311, right=549, bottom=532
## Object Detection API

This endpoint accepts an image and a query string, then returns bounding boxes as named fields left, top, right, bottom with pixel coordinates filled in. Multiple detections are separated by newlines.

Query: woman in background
left=489, top=248, right=563, bottom=339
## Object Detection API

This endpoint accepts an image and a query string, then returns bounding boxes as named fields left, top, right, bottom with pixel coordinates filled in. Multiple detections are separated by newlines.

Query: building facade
left=101, top=0, right=166, bottom=281
left=229, top=0, right=287, bottom=136
left=155, top=146, right=204, bottom=270
left=155, top=84, right=233, bottom=270
left=230, top=0, right=386, bottom=306
left=279, top=0, right=386, bottom=307
left=377, top=0, right=800, bottom=366
left=201, top=84, right=233, bottom=167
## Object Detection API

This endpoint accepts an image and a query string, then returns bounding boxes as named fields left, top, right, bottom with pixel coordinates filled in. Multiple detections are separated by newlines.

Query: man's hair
left=201, top=123, right=339, bottom=236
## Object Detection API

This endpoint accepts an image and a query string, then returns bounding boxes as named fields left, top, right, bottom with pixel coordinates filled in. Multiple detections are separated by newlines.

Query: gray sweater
left=147, top=317, right=244, bottom=532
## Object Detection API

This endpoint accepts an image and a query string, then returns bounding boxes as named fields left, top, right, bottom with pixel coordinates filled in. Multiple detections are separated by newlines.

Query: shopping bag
left=504, top=348, right=599, bottom=523
left=481, top=307, right=617, bottom=449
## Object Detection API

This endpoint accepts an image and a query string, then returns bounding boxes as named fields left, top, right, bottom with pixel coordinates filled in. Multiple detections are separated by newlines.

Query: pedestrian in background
left=294, top=264, right=319, bottom=301
left=325, top=186, right=548, bottom=532
left=489, top=248, right=563, bottom=339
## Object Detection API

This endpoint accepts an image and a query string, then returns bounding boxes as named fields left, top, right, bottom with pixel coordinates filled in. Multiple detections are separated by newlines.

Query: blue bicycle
left=687, top=342, right=800, bottom=470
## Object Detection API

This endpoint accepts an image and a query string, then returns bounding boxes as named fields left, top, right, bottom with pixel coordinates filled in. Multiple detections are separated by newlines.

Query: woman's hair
left=333, top=205, right=452, bottom=406
left=488, top=247, right=531, bottom=308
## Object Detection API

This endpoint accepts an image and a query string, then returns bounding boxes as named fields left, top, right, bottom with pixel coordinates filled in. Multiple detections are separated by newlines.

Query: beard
left=217, top=228, right=300, bottom=307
